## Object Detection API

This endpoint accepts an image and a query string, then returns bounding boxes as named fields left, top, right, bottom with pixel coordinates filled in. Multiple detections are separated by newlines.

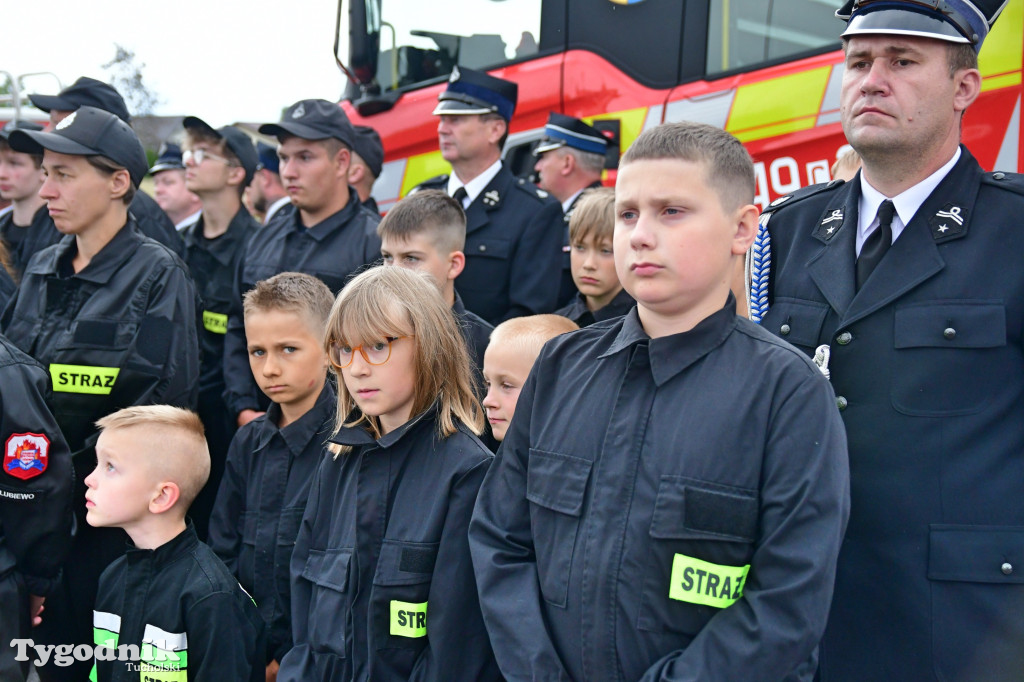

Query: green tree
left=102, top=44, right=161, bottom=116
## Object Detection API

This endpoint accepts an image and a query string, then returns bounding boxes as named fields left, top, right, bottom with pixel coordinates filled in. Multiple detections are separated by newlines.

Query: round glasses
left=183, top=148, right=234, bottom=166
left=328, top=336, right=411, bottom=369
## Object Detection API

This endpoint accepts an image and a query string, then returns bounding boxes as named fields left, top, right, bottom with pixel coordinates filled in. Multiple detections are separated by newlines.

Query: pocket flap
left=526, top=449, right=592, bottom=517
left=302, top=548, right=351, bottom=591
left=895, top=302, right=1005, bottom=349
left=928, top=525, right=1024, bottom=584
left=767, top=298, right=830, bottom=349
left=466, top=237, right=512, bottom=259
left=650, top=477, right=758, bottom=542
left=373, top=540, right=439, bottom=586
left=278, top=507, right=305, bottom=545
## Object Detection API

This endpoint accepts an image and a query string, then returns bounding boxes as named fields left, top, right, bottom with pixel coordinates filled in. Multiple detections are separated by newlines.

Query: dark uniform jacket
left=555, top=288, right=635, bottom=328
left=223, top=194, right=381, bottom=417
left=557, top=180, right=603, bottom=307
left=453, top=291, right=492, bottom=377
left=208, top=383, right=335, bottom=664
left=278, top=406, right=501, bottom=682
left=131, top=190, right=185, bottom=259
left=91, top=524, right=265, bottom=682
left=0, top=266, right=13, bottom=313
left=756, top=147, right=1024, bottom=681
left=415, top=164, right=564, bottom=323
left=0, top=205, right=61, bottom=280
left=470, top=300, right=850, bottom=681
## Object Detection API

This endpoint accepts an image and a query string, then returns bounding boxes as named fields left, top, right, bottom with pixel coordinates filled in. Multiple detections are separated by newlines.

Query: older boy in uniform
left=471, top=122, right=850, bottom=681
left=224, top=99, right=381, bottom=428
left=350, top=125, right=384, bottom=214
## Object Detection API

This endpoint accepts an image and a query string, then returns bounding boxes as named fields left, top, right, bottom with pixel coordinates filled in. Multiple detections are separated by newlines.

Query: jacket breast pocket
left=765, top=298, right=830, bottom=352
left=462, top=237, right=512, bottom=292
left=526, top=448, right=592, bottom=608
left=928, top=525, right=1024, bottom=680
left=637, top=476, right=758, bottom=636
left=373, top=540, right=438, bottom=653
left=301, top=548, right=352, bottom=654
left=891, top=301, right=1006, bottom=416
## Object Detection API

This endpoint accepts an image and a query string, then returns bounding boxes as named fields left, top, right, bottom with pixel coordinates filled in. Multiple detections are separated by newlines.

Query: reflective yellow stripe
left=401, top=151, right=451, bottom=197
left=727, top=66, right=831, bottom=143
left=389, top=600, right=428, bottom=638
left=49, top=364, right=119, bottom=395
left=668, top=554, right=750, bottom=608
left=980, top=0, right=1023, bottom=93
left=202, top=310, right=228, bottom=335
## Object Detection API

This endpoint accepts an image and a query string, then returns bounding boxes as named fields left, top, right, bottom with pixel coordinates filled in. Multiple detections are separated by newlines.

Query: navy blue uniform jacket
left=277, top=406, right=501, bottom=682
left=470, top=300, right=850, bottom=681
left=554, top=288, right=635, bottom=328
left=757, top=147, right=1024, bottom=681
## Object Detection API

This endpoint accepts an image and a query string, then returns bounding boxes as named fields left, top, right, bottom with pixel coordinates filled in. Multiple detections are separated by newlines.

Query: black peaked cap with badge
left=183, top=116, right=259, bottom=186
left=433, top=66, right=518, bottom=122
left=535, top=113, right=608, bottom=156
left=9, top=106, right=147, bottom=187
left=29, top=76, right=131, bottom=123
left=259, top=99, right=356, bottom=149
left=149, top=142, right=185, bottom=174
left=837, top=0, right=1007, bottom=50
left=352, top=125, right=384, bottom=178
left=0, top=119, right=44, bottom=141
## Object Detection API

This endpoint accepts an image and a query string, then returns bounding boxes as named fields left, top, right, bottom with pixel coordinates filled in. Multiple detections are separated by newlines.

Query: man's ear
left=226, top=164, right=247, bottom=188
left=348, top=162, right=366, bottom=185
left=149, top=481, right=181, bottom=515
left=448, top=250, right=466, bottom=280
left=334, top=146, right=352, bottom=178
left=953, top=67, right=982, bottom=113
left=486, top=118, right=507, bottom=147
left=731, top=204, right=759, bottom=256
left=561, top=151, right=576, bottom=176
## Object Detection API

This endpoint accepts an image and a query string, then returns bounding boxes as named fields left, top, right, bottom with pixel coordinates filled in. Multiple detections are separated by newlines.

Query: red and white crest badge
left=4, top=433, right=50, bottom=481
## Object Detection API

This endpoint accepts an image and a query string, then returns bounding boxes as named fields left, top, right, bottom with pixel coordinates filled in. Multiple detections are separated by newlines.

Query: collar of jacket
left=254, top=381, right=337, bottom=455
left=28, top=219, right=144, bottom=284
left=287, top=186, right=365, bottom=242
left=123, top=522, right=199, bottom=569
left=182, top=206, right=257, bottom=267
left=328, top=400, right=440, bottom=450
left=599, top=293, right=738, bottom=387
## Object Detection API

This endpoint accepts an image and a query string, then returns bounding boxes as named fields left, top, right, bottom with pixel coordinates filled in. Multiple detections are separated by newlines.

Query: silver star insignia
left=827, top=226, right=835, bottom=235
left=938, top=224, right=949, bottom=233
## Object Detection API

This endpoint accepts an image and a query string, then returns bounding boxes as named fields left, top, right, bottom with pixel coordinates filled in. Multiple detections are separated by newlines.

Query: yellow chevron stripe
left=400, top=150, right=451, bottom=197
left=980, top=0, right=1023, bottom=93
left=727, top=66, right=831, bottom=143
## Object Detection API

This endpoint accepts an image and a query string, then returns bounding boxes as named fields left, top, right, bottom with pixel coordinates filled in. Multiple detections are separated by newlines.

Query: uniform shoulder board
left=761, top=180, right=844, bottom=217
left=514, top=177, right=550, bottom=202
left=409, top=174, right=449, bottom=194
left=981, top=170, right=1024, bottom=197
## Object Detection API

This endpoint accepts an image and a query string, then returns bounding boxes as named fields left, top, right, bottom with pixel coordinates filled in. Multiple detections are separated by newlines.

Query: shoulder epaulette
left=761, top=179, right=845, bottom=217
left=980, top=170, right=1024, bottom=196
left=409, top=175, right=449, bottom=194
left=514, top=177, right=550, bottom=202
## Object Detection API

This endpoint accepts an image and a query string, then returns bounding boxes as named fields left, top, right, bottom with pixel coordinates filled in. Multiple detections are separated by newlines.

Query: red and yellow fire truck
left=334, top=0, right=1023, bottom=212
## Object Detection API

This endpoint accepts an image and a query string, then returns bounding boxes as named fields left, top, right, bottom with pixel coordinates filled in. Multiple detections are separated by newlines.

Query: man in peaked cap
left=533, top=113, right=608, bottom=306
left=150, top=142, right=202, bottom=231
left=413, top=66, right=563, bottom=324
left=349, top=124, right=384, bottom=214
left=749, top=1, right=1023, bottom=679
left=250, top=141, right=290, bottom=225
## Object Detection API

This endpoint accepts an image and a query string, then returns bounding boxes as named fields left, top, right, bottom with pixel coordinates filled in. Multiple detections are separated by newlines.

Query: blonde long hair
left=325, top=266, right=484, bottom=453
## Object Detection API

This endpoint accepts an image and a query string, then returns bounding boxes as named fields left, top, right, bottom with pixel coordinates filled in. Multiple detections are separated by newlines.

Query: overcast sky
left=3, top=0, right=350, bottom=126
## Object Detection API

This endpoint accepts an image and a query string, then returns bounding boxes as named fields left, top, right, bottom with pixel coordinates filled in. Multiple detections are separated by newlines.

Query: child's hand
left=265, top=659, right=279, bottom=682
left=30, top=595, right=45, bottom=626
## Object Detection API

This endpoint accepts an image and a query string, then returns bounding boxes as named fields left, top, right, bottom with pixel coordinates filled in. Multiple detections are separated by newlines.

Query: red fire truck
left=334, top=0, right=1023, bottom=212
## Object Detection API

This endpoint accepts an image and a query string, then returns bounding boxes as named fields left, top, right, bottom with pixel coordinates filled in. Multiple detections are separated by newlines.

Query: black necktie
left=857, top=199, right=895, bottom=289
left=453, top=187, right=468, bottom=207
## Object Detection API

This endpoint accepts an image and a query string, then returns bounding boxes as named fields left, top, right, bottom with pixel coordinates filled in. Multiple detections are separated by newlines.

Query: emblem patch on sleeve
left=4, top=433, right=50, bottom=480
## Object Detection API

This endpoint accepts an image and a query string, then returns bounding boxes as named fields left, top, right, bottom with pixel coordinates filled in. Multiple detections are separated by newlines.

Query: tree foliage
left=102, top=44, right=161, bottom=116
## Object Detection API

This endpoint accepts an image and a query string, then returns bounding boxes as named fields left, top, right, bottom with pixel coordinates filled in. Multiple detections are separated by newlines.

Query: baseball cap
left=0, top=120, right=44, bottom=142
left=258, top=99, right=356, bottom=148
left=351, top=125, right=384, bottom=177
left=8, top=106, right=147, bottom=187
left=535, top=113, right=609, bottom=156
left=432, top=66, right=518, bottom=122
left=149, top=142, right=185, bottom=174
left=837, top=0, right=1006, bottom=51
left=183, top=116, right=259, bottom=186
left=256, top=142, right=280, bottom=174
left=28, top=77, right=131, bottom=123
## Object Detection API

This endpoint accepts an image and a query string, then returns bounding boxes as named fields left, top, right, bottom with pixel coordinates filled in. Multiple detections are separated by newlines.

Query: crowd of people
left=0, top=0, right=1021, bottom=680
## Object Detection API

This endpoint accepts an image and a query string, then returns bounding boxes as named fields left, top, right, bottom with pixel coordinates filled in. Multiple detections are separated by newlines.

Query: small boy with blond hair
left=482, top=314, right=578, bottom=441
left=555, top=187, right=635, bottom=327
left=85, top=405, right=264, bottom=682
left=208, top=272, right=336, bottom=680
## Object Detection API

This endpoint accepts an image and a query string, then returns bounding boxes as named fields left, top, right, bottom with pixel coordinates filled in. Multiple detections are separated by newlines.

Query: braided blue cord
left=749, top=214, right=771, bottom=324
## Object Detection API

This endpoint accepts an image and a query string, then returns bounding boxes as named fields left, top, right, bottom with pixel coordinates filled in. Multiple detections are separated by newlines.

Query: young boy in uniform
left=179, top=116, right=260, bottom=540
left=208, top=272, right=335, bottom=681
left=378, top=189, right=492, bottom=374
left=554, top=187, right=635, bottom=327
left=481, top=314, right=578, bottom=442
left=85, top=405, right=264, bottom=682
left=470, top=122, right=850, bottom=681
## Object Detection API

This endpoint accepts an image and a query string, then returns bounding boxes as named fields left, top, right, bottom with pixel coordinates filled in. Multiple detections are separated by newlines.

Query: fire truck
left=334, top=0, right=1023, bottom=212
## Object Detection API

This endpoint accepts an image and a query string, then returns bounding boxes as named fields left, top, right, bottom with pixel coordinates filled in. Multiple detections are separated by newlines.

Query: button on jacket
left=470, top=301, right=850, bottom=681
left=554, top=288, right=635, bottom=328
left=208, top=383, right=335, bottom=663
left=91, top=524, right=265, bottom=682
left=758, top=147, right=1024, bottom=681
left=222, top=195, right=381, bottom=417
left=278, top=406, right=501, bottom=682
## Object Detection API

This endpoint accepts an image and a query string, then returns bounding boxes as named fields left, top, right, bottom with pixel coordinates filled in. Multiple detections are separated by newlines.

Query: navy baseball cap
left=837, top=0, right=1006, bottom=51
left=0, top=120, right=44, bottom=142
left=29, top=77, right=131, bottom=123
left=432, top=66, right=517, bottom=122
left=259, top=99, right=356, bottom=148
left=183, top=116, right=259, bottom=186
left=8, top=106, right=147, bottom=187
left=351, top=125, right=384, bottom=177
left=535, top=113, right=608, bottom=156
left=149, top=142, right=185, bottom=174
left=256, top=141, right=279, bottom=174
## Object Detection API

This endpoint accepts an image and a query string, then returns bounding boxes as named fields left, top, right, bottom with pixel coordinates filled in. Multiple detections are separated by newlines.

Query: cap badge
left=450, top=66, right=461, bottom=83
left=292, top=103, right=306, bottom=119
left=56, top=111, right=77, bottom=131
left=483, top=189, right=500, bottom=206
left=4, top=433, right=50, bottom=481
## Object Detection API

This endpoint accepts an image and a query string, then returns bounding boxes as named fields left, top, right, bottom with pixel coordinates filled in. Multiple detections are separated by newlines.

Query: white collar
left=447, top=159, right=503, bottom=207
left=264, top=196, right=292, bottom=225
left=562, top=188, right=585, bottom=214
left=175, top=209, right=202, bottom=233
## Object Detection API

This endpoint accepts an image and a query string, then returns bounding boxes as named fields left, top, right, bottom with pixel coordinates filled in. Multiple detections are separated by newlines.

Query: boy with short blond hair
left=470, top=121, right=850, bottom=681
left=482, top=314, right=578, bottom=441
left=209, top=272, right=336, bottom=679
left=555, top=187, right=635, bottom=327
left=86, top=405, right=264, bottom=682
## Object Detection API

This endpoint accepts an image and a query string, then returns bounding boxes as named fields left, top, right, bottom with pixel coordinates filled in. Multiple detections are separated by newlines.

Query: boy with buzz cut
left=85, top=405, right=265, bottom=682
left=378, top=189, right=492, bottom=374
left=554, top=186, right=635, bottom=327
left=482, top=314, right=578, bottom=441
left=470, top=122, right=850, bottom=681
left=208, top=272, right=336, bottom=681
